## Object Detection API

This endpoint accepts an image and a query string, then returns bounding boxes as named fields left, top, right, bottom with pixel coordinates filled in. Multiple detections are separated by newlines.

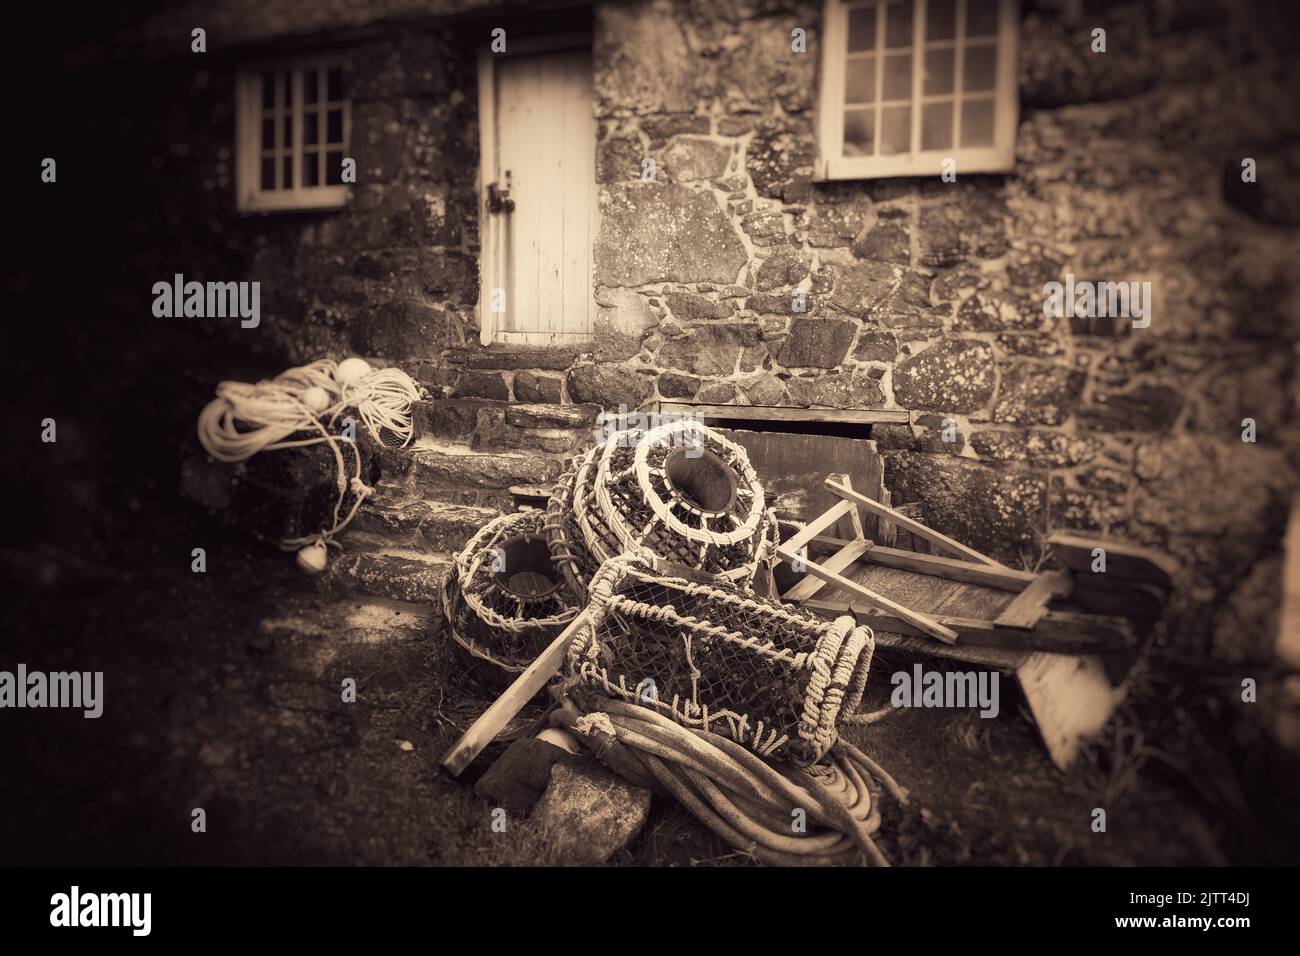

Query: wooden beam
left=799, top=531, right=1036, bottom=590
left=826, top=478, right=1007, bottom=569
left=781, top=537, right=873, bottom=602
left=441, top=611, right=590, bottom=777
left=862, top=544, right=1037, bottom=591
left=1017, top=652, right=1127, bottom=770
left=800, top=599, right=1134, bottom=656
left=1047, top=532, right=1178, bottom=590
left=657, top=402, right=911, bottom=425
left=995, top=569, right=1072, bottom=628
left=782, top=553, right=959, bottom=643
left=780, top=499, right=855, bottom=558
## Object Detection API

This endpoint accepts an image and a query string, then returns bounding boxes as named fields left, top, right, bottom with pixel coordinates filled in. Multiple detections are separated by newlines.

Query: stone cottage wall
left=120, top=0, right=1299, bottom=664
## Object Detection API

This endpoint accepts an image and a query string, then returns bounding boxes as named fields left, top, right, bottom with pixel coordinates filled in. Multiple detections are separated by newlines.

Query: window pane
left=261, top=73, right=274, bottom=109
left=326, top=109, right=343, bottom=145
left=922, top=101, right=953, bottom=150
left=261, top=157, right=275, bottom=190
left=885, top=0, right=913, bottom=48
left=305, top=69, right=319, bottom=104
left=847, top=4, right=876, bottom=52
left=963, top=43, right=997, bottom=91
left=883, top=52, right=912, bottom=100
left=261, top=116, right=275, bottom=150
left=927, top=0, right=956, bottom=40
left=304, top=150, right=320, bottom=187
left=325, top=150, right=345, bottom=185
left=880, top=106, right=911, bottom=155
left=844, top=108, right=875, bottom=156
left=305, top=108, right=319, bottom=145
left=283, top=154, right=294, bottom=189
left=961, top=98, right=995, bottom=146
left=282, top=114, right=292, bottom=149
left=924, top=47, right=954, bottom=95
left=966, top=0, right=999, bottom=37
left=327, top=67, right=343, bottom=101
left=845, top=56, right=876, bottom=104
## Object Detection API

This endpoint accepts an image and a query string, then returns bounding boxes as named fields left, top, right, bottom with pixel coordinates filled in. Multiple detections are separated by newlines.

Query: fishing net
left=565, top=557, right=874, bottom=767
left=223, top=422, right=382, bottom=546
left=571, top=420, right=775, bottom=587
left=443, top=509, right=583, bottom=675
left=543, top=448, right=602, bottom=601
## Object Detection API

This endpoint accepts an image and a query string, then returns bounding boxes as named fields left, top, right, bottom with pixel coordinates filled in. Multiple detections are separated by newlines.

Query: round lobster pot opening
left=665, top=447, right=738, bottom=515
left=493, top=534, right=562, bottom=600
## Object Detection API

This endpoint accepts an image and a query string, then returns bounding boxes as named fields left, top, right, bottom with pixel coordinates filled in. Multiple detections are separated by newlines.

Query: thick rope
left=557, top=696, right=904, bottom=867
left=196, top=358, right=419, bottom=550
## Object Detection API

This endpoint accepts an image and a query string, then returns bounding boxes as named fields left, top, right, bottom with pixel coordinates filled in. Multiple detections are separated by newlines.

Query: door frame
left=476, top=31, right=595, bottom=346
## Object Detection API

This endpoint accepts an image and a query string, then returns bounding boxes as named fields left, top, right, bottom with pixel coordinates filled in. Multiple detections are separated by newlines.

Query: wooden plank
left=660, top=402, right=911, bottom=425
left=805, top=532, right=1038, bottom=591
left=846, top=563, right=1014, bottom=621
left=826, top=478, right=1008, bottom=569
left=1047, top=532, right=1178, bottom=590
left=782, top=537, right=873, bottom=602
left=863, top=544, right=1037, bottom=591
left=780, top=500, right=855, bottom=557
left=1017, top=652, right=1127, bottom=770
left=873, top=630, right=1029, bottom=671
left=441, top=611, right=590, bottom=777
left=783, top=556, right=959, bottom=643
left=995, top=569, right=1072, bottom=628
left=827, top=472, right=868, bottom=542
left=799, top=599, right=1133, bottom=656
left=718, top=431, right=887, bottom=540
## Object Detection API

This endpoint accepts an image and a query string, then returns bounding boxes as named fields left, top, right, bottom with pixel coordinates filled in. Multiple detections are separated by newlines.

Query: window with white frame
left=817, top=0, right=1018, bottom=180
left=235, top=62, right=352, bottom=212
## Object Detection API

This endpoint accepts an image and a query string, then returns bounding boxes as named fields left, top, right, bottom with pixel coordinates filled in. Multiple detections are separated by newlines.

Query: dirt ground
left=3, top=502, right=1294, bottom=867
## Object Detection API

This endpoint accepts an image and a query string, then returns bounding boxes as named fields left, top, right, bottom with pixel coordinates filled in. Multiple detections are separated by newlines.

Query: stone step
left=414, top=399, right=601, bottom=455
left=320, top=536, right=452, bottom=606
left=352, top=488, right=502, bottom=553
left=402, top=438, right=565, bottom=497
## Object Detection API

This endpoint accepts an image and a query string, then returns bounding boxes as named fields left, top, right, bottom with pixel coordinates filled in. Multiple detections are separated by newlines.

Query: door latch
left=486, top=180, right=515, bottom=214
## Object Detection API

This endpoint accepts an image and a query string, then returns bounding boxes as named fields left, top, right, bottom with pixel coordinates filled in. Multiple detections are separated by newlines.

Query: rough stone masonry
left=112, top=0, right=1300, bottom=677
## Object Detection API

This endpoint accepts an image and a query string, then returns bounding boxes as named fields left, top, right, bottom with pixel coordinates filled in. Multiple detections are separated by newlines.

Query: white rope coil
left=195, top=358, right=420, bottom=551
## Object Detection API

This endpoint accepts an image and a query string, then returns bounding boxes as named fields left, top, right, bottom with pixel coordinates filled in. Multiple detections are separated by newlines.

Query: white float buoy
left=335, top=357, right=373, bottom=387
left=296, top=541, right=329, bottom=575
left=301, top=385, right=331, bottom=412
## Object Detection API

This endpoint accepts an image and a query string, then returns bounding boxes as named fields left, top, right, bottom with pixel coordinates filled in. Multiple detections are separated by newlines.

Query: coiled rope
left=196, top=358, right=420, bottom=551
left=555, top=695, right=907, bottom=866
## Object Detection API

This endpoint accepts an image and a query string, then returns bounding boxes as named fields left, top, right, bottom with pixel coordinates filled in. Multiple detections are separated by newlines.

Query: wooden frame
left=815, top=0, right=1019, bottom=181
left=657, top=402, right=911, bottom=425
left=778, top=475, right=1178, bottom=768
left=235, top=57, right=352, bottom=213
left=776, top=474, right=961, bottom=643
left=476, top=31, right=597, bottom=347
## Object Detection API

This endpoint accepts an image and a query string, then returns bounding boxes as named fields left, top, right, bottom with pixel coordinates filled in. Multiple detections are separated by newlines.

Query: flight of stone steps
left=319, top=398, right=602, bottom=613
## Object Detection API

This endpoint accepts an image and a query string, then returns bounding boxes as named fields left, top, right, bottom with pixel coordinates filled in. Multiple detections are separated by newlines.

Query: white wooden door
left=481, top=47, right=596, bottom=345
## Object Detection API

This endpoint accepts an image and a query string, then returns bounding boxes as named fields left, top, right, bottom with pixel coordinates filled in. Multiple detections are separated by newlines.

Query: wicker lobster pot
left=579, top=419, right=775, bottom=587
left=565, top=558, right=875, bottom=767
left=443, top=510, right=582, bottom=680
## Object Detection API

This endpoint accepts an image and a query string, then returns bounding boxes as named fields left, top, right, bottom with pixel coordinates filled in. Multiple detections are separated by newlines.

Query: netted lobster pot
left=443, top=509, right=582, bottom=677
left=225, top=421, right=381, bottom=545
left=584, top=419, right=774, bottom=586
left=543, top=449, right=603, bottom=600
left=566, top=559, right=874, bottom=766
